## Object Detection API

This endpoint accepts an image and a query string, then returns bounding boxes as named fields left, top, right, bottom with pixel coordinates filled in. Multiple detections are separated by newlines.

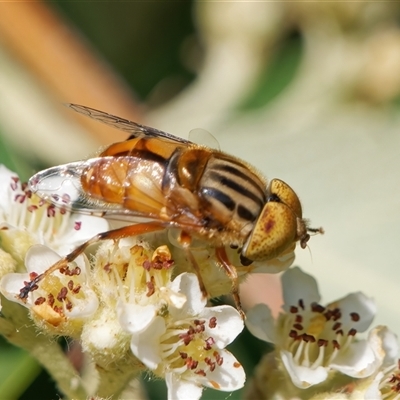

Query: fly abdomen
left=199, top=154, right=266, bottom=229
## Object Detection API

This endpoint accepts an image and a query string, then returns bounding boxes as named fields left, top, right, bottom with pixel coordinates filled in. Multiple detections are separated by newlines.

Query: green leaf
left=239, top=34, right=303, bottom=110
left=0, top=342, right=41, bottom=400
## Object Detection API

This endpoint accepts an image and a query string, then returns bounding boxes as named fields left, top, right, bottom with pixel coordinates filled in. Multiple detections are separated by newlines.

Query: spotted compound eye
left=268, top=179, right=303, bottom=218
left=241, top=200, right=298, bottom=261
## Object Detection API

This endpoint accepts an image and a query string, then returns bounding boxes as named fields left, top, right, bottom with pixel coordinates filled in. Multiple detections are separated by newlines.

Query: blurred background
left=0, top=1, right=400, bottom=399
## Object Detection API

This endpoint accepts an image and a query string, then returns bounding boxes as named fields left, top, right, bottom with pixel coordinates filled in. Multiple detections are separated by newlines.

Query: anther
left=195, top=370, right=206, bottom=376
left=350, top=312, right=360, bottom=322
left=332, top=340, right=341, bottom=349
left=204, top=337, right=215, bottom=350
left=47, top=205, right=56, bottom=217
left=311, top=303, right=325, bottom=313
left=317, top=339, right=328, bottom=347
left=332, top=322, right=342, bottom=331
left=289, top=330, right=298, bottom=339
left=34, top=297, right=46, bottom=305
left=293, top=323, right=303, bottom=331
left=146, top=277, right=155, bottom=297
left=48, top=293, right=55, bottom=306
left=57, top=287, right=68, bottom=302
left=209, top=317, right=217, bottom=328
left=72, top=285, right=81, bottom=294
left=348, top=328, right=357, bottom=336
left=142, top=260, right=152, bottom=271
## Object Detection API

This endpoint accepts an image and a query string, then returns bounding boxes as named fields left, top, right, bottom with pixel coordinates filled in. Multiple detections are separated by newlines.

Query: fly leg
left=215, top=247, right=245, bottom=320
left=177, top=230, right=209, bottom=300
left=184, top=248, right=208, bottom=299
left=19, top=221, right=165, bottom=300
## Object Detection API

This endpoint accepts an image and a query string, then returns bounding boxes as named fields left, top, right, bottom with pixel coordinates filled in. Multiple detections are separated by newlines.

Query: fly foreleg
left=215, top=247, right=245, bottom=320
left=19, top=221, right=165, bottom=300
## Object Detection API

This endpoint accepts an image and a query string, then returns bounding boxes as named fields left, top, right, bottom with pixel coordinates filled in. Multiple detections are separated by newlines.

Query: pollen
left=378, top=358, right=400, bottom=396
left=284, top=298, right=361, bottom=368
left=161, top=315, right=224, bottom=378
left=29, top=263, right=87, bottom=327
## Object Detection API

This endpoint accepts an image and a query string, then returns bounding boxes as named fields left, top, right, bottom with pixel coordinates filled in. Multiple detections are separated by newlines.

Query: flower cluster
left=1, top=164, right=399, bottom=400
left=245, top=267, right=400, bottom=399
left=0, top=165, right=246, bottom=399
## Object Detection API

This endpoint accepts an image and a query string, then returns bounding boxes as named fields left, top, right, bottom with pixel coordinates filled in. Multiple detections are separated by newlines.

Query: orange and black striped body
left=29, top=104, right=319, bottom=264
left=80, top=136, right=267, bottom=248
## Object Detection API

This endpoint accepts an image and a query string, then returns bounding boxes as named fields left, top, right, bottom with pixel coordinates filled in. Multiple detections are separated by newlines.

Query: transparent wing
left=28, top=160, right=148, bottom=220
left=188, top=128, right=220, bottom=150
left=68, top=104, right=191, bottom=145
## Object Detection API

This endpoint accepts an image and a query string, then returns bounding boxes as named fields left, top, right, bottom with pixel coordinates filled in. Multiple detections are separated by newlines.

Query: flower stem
left=95, top=360, right=144, bottom=398
left=0, top=297, right=87, bottom=399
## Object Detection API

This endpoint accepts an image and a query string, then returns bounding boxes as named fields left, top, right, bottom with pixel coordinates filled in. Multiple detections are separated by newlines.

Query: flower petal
left=24, top=244, right=61, bottom=273
left=201, top=350, right=246, bottom=392
left=118, top=302, right=158, bottom=334
left=56, top=214, right=109, bottom=256
left=245, top=303, right=276, bottom=343
left=280, top=349, right=328, bottom=388
left=67, top=286, right=99, bottom=318
left=130, top=315, right=166, bottom=370
left=363, top=371, right=384, bottom=400
left=201, top=305, right=244, bottom=348
left=281, top=267, right=321, bottom=312
left=330, top=339, right=377, bottom=378
left=169, top=273, right=206, bottom=318
left=332, top=326, right=399, bottom=379
left=328, top=292, right=376, bottom=333
left=165, top=372, right=203, bottom=400
left=372, top=325, right=399, bottom=367
left=0, top=272, right=30, bottom=306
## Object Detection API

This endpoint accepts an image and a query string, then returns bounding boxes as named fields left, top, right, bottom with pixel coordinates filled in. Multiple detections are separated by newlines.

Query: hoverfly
left=21, top=104, right=323, bottom=315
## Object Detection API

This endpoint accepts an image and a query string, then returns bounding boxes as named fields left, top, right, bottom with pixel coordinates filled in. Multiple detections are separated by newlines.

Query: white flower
left=81, top=240, right=183, bottom=359
left=94, top=240, right=184, bottom=331
left=246, top=266, right=378, bottom=389
left=120, top=272, right=246, bottom=400
left=0, top=165, right=109, bottom=260
left=0, top=244, right=98, bottom=334
left=346, top=326, right=400, bottom=400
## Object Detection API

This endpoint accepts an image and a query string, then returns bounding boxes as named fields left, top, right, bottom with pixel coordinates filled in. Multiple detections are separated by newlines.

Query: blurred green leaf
left=240, top=33, right=303, bottom=110
left=53, top=1, right=196, bottom=100
left=0, top=340, right=41, bottom=400
left=0, top=128, right=17, bottom=173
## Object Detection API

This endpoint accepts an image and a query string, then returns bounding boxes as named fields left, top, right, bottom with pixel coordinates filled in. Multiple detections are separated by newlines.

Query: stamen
left=310, top=342, right=325, bottom=369
left=302, top=341, right=311, bottom=367
left=293, top=339, right=305, bottom=364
